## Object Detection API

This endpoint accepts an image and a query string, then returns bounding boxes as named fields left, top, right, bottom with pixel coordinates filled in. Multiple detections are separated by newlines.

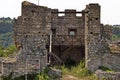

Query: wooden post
left=49, top=32, right=52, bottom=53
left=49, top=32, right=52, bottom=64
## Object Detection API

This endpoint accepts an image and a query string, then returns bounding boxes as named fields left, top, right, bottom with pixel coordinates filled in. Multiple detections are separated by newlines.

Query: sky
left=0, top=0, right=120, bottom=25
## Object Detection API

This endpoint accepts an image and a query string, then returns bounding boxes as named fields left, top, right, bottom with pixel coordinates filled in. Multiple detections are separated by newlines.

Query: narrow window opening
left=69, top=29, right=77, bottom=36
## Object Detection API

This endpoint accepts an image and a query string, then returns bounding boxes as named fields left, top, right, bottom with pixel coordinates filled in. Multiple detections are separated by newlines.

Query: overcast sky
left=0, top=0, right=120, bottom=25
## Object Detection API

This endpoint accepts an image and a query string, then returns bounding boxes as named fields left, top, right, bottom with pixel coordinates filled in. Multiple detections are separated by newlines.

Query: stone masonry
left=0, top=1, right=120, bottom=77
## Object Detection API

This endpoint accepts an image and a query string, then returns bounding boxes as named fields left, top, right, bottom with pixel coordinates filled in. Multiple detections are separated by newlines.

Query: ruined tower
left=0, top=1, right=116, bottom=77
left=84, top=4, right=102, bottom=71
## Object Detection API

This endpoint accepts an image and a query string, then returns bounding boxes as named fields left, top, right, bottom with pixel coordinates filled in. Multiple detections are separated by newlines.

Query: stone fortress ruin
left=0, top=1, right=120, bottom=79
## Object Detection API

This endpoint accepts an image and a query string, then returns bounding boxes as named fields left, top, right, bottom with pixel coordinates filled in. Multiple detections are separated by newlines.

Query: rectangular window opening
left=69, top=29, right=77, bottom=36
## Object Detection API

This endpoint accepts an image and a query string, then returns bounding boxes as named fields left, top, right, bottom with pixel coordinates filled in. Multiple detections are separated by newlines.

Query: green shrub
left=60, top=60, right=91, bottom=77
left=0, top=44, right=18, bottom=57
left=44, top=67, right=51, bottom=73
left=78, top=60, right=85, bottom=68
left=70, top=67, right=91, bottom=77
left=60, top=65, right=69, bottom=74
left=35, top=73, right=50, bottom=80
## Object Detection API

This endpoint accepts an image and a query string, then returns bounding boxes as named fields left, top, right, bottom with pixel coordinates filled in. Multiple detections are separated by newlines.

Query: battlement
left=51, top=9, right=83, bottom=18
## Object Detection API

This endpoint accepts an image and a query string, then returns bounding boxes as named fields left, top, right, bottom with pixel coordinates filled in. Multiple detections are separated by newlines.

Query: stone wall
left=50, top=9, right=85, bottom=64
left=96, top=70, right=120, bottom=80
left=84, top=4, right=103, bottom=71
left=1, top=1, right=118, bottom=77
left=103, top=54, right=120, bottom=71
left=51, top=9, right=84, bottom=46
left=0, top=1, right=51, bottom=77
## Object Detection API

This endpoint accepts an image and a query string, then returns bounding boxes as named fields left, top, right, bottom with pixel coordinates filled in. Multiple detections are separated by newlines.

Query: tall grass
left=60, top=60, right=98, bottom=80
left=61, top=60, right=91, bottom=77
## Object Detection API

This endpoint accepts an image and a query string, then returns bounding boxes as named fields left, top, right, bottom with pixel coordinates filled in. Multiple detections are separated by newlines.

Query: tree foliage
left=0, top=32, right=13, bottom=47
left=112, top=25, right=120, bottom=41
left=0, top=17, right=13, bottom=34
left=0, top=45, right=18, bottom=57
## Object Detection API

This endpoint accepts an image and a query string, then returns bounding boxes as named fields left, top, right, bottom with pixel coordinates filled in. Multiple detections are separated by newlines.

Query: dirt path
left=61, top=75, right=82, bottom=80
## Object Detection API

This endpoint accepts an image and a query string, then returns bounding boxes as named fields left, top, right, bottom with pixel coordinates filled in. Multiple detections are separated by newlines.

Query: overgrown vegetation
left=0, top=32, right=13, bottom=47
left=0, top=17, right=14, bottom=48
left=112, top=25, right=120, bottom=41
left=54, top=60, right=98, bottom=80
left=0, top=17, right=13, bottom=34
left=62, top=61, right=89, bottom=75
left=0, top=45, right=18, bottom=57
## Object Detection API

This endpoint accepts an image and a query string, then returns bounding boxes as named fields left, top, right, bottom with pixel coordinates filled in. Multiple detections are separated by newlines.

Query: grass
left=54, top=60, right=98, bottom=80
